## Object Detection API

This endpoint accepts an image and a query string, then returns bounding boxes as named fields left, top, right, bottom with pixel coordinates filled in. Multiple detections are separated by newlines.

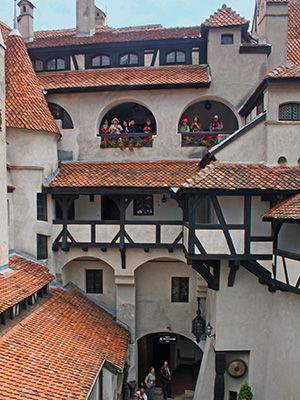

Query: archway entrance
left=138, top=333, right=202, bottom=396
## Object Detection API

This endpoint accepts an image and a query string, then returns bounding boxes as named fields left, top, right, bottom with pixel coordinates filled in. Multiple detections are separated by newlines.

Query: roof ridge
left=203, top=3, right=249, bottom=28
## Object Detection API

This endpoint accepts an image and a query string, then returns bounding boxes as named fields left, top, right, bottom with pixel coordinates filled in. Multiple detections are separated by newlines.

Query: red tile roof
left=267, top=61, right=300, bottom=78
left=37, top=65, right=210, bottom=92
left=0, top=288, right=129, bottom=400
left=0, top=255, right=54, bottom=313
left=46, top=161, right=300, bottom=191
left=5, top=33, right=60, bottom=134
left=0, top=21, right=11, bottom=42
left=184, top=162, right=300, bottom=190
left=47, top=160, right=201, bottom=188
left=262, top=193, right=300, bottom=220
left=26, top=25, right=201, bottom=49
left=288, top=0, right=300, bottom=65
left=202, top=4, right=249, bottom=28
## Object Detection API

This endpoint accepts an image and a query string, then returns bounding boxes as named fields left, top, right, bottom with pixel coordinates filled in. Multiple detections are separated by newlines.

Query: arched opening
left=99, top=102, right=156, bottom=134
left=179, top=99, right=238, bottom=147
left=48, top=102, right=73, bottom=129
left=138, top=332, right=202, bottom=396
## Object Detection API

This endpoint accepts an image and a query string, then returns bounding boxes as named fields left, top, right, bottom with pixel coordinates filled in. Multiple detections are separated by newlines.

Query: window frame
left=91, top=54, right=111, bottom=68
left=46, top=57, right=66, bottom=71
left=37, top=234, right=48, bottom=260
left=119, top=53, right=139, bottom=66
left=221, top=34, right=234, bottom=45
left=48, top=102, right=74, bottom=129
left=279, top=103, right=300, bottom=121
left=133, top=195, right=154, bottom=216
left=166, top=50, right=186, bottom=65
left=171, top=277, right=189, bottom=303
left=86, top=269, right=103, bottom=294
left=32, top=59, right=43, bottom=72
left=37, top=193, right=47, bottom=221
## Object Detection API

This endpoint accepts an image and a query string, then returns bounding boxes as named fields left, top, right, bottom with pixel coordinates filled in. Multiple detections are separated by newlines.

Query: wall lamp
left=162, top=194, right=167, bottom=203
left=206, top=322, right=216, bottom=339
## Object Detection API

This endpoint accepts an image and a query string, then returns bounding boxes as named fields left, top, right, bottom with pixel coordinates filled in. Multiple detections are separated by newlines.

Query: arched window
left=92, top=55, right=110, bottom=68
left=32, top=59, right=43, bottom=72
left=119, top=53, right=138, bottom=66
left=166, top=51, right=186, bottom=64
left=279, top=103, right=300, bottom=121
left=46, top=58, right=66, bottom=71
left=48, top=102, right=73, bottom=129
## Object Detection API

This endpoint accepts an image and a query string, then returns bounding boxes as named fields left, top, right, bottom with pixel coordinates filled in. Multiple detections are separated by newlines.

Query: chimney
left=0, top=30, right=9, bottom=268
left=95, top=6, right=106, bottom=27
left=76, top=0, right=95, bottom=37
left=17, top=0, right=35, bottom=42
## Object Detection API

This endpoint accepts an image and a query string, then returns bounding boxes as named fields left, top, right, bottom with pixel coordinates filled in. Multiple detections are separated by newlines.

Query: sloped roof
left=262, top=193, right=300, bottom=220
left=5, top=32, right=60, bottom=134
left=0, top=255, right=54, bottom=313
left=0, top=21, right=11, bottom=42
left=287, top=0, right=300, bottom=65
left=45, top=160, right=300, bottom=191
left=202, top=4, right=249, bottom=28
left=267, top=61, right=300, bottom=77
left=26, top=25, right=201, bottom=49
left=37, top=65, right=210, bottom=93
left=0, top=288, right=129, bottom=400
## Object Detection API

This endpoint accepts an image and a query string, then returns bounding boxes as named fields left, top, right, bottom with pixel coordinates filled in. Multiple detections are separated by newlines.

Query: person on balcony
left=179, top=118, right=190, bottom=133
left=190, top=115, right=202, bottom=132
left=122, top=120, right=129, bottom=133
left=99, top=118, right=109, bottom=134
left=210, top=115, right=223, bottom=132
left=109, top=117, right=124, bottom=134
left=129, top=118, right=138, bottom=133
left=143, top=118, right=153, bottom=133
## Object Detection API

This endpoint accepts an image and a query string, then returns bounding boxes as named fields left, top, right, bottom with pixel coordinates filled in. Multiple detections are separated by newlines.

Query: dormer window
left=92, top=55, right=110, bottom=68
left=166, top=51, right=186, bottom=64
left=32, top=59, right=43, bottom=72
left=279, top=103, right=300, bottom=121
left=46, top=58, right=66, bottom=71
left=119, top=53, right=138, bottom=66
left=221, top=34, right=234, bottom=44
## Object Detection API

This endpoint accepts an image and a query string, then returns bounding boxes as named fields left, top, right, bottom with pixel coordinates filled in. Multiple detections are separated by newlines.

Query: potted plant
left=237, top=382, right=253, bottom=400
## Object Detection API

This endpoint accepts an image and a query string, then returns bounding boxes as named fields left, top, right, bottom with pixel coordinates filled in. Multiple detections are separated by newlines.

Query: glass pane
left=57, top=58, right=65, bottom=70
left=166, top=52, right=175, bottom=63
left=130, top=54, right=138, bottom=65
left=47, top=59, right=56, bottom=71
left=279, top=104, right=292, bottom=120
left=120, top=54, right=129, bottom=65
left=180, top=278, right=189, bottom=302
left=221, top=34, right=233, bottom=44
left=92, top=56, right=101, bottom=67
left=176, top=51, right=185, bottom=62
left=34, top=59, right=43, bottom=71
left=102, top=55, right=110, bottom=66
left=292, top=104, right=300, bottom=120
left=172, top=278, right=180, bottom=302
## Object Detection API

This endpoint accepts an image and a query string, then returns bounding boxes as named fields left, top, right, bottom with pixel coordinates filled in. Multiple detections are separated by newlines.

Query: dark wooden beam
left=214, top=352, right=226, bottom=400
left=191, top=260, right=220, bottom=290
left=228, top=261, right=240, bottom=287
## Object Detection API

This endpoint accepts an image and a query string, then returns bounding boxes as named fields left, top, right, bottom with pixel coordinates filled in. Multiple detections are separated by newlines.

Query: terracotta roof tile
left=202, top=4, right=248, bottom=28
left=0, top=21, right=11, bottom=42
left=37, top=65, right=210, bottom=92
left=46, top=161, right=300, bottom=191
left=0, top=288, right=129, bottom=399
left=184, top=162, right=300, bottom=190
left=47, top=160, right=201, bottom=188
left=0, top=255, right=54, bottom=313
left=262, top=193, right=300, bottom=220
left=267, top=61, right=300, bottom=78
left=26, top=25, right=201, bottom=49
left=5, top=33, right=60, bottom=134
left=288, top=0, right=300, bottom=65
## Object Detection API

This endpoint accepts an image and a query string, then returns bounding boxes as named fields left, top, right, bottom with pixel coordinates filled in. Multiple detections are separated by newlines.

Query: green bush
left=237, top=382, right=253, bottom=400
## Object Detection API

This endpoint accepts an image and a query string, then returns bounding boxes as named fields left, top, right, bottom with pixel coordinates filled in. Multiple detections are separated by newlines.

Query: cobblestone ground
left=131, top=388, right=194, bottom=399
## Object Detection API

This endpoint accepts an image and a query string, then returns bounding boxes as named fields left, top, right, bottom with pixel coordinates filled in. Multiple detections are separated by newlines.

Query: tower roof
left=202, top=4, right=249, bottom=28
left=5, top=32, right=60, bottom=134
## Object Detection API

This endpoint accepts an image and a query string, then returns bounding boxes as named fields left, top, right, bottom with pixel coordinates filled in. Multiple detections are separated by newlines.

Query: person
left=144, top=367, right=156, bottom=400
left=210, top=114, right=223, bottom=132
left=99, top=118, right=109, bottom=134
left=143, top=118, right=153, bottom=133
left=129, top=118, right=138, bottom=133
left=160, top=361, right=173, bottom=400
left=134, top=387, right=148, bottom=399
left=190, top=115, right=202, bottom=132
left=109, top=117, right=124, bottom=134
left=122, top=120, right=129, bottom=133
left=179, top=118, right=190, bottom=133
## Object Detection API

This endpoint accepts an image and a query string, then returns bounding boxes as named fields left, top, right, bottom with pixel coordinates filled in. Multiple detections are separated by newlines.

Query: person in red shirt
left=210, top=115, right=223, bottom=132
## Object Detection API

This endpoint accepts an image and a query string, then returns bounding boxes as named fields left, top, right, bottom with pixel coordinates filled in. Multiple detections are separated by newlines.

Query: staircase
left=152, top=388, right=194, bottom=399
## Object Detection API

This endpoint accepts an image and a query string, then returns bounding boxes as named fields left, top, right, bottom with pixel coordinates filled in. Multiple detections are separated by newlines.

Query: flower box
left=98, top=133, right=154, bottom=151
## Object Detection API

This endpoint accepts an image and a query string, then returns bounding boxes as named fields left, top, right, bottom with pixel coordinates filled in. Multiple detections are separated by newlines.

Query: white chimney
left=76, top=0, right=95, bottom=37
left=17, top=0, right=35, bottom=42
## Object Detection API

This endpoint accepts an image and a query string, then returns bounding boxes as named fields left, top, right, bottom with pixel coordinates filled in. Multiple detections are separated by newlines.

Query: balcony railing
left=98, top=133, right=155, bottom=150
left=181, top=132, right=233, bottom=147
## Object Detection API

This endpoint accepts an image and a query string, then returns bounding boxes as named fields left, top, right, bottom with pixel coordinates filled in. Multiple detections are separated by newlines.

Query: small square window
left=86, top=270, right=103, bottom=293
left=134, top=195, right=153, bottom=216
left=37, top=234, right=48, bottom=260
left=172, top=277, right=189, bottom=302
left=221, top=34, right=234, bottom=44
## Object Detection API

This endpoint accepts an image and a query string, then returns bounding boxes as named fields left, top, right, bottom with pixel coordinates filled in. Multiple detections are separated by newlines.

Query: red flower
left=183, top=137, right=186, bottom=140
left=124, top=136, right=127, bottom=139
left=208, top=136, right=212, bottom=139
left=190, top=136, right=195, bottom=140
left=144, top=138, right=147, bottom=141
left=202, top=135, right=205, bottom=138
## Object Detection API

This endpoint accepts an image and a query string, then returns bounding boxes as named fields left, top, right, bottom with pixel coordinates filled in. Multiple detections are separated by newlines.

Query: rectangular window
left=134, top=195, right=153, bottom=216
left=221, top=34, right=234, bottom=44
left=86, top=270, right=103, bottom=293
left=37, top=234, right=48, bottom=260
left=229, top=391, right=237, bottom=400
left=37, top=193, right=47, bottom=221
left=172, top=277, right=189, bottom=302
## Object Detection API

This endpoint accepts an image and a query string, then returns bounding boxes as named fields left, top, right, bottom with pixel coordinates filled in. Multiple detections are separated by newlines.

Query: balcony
left=98, top=133, right=155, bottom=150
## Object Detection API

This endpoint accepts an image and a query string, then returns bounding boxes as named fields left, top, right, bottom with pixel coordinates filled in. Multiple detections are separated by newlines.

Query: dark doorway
left=153, top=339, right=171, bottom=371
left=101, top=196, right=120, bottom=220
